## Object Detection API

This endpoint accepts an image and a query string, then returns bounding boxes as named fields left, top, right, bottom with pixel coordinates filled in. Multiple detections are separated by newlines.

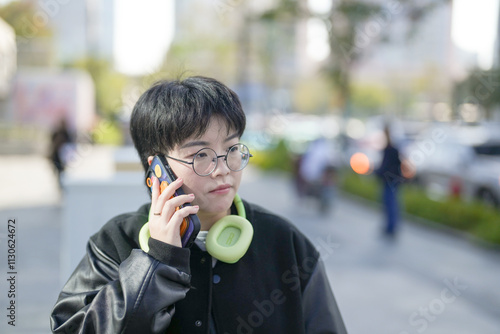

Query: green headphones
left=139, top=194, right=253, bottom=264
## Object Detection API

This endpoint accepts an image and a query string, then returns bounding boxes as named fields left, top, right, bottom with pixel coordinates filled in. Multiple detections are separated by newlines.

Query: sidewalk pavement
left=1, top=148, right=499, bottom=333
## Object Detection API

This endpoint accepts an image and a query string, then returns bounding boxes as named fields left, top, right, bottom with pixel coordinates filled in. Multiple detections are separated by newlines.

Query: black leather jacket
left=50, top=200, right=347, bottom=333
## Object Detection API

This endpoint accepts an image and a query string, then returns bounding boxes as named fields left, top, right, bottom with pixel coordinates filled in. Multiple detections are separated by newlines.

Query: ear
left=147, top=156, right=154, bottom=166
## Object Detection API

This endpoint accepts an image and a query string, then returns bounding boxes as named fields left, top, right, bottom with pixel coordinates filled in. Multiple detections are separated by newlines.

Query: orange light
left=350, top=153, right=371, bottom=175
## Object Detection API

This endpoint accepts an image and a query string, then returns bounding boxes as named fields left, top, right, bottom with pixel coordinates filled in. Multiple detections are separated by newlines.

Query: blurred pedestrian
left=292, top=152, right=307, bottom=198
left=375, top=125, right=403, bottom=237
left=299, top=137, right=337, bottom=214
left=48, top=118, right=72, bottom=189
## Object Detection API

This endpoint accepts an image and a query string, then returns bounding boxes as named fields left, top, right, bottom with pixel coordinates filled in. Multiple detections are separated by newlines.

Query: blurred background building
left=49, top=0, right=115, bottom=65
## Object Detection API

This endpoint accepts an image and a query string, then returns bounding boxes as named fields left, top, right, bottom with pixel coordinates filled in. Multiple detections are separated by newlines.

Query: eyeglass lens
left=193, top=144, right=250, bottom=176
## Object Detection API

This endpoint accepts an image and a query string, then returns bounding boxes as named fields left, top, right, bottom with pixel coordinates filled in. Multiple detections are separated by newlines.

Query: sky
left=451, top=0, right=500, bottom=69
left=113, top=0, right=174, bottom=75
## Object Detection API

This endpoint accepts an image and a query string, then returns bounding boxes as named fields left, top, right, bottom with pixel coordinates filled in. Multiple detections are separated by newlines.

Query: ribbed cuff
left=148, top=238, right=191, bottom=274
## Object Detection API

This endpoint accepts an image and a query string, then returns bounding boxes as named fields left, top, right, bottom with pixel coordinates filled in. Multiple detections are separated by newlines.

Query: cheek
left=179, top=175, right=201, bottom=193
left=232, top=171, right=243, bottom=189
left=169, top=165, right=200, bottom=193
left=170, top=162, right=194, bottom=181
left=180, top=177, right=209, bottom=202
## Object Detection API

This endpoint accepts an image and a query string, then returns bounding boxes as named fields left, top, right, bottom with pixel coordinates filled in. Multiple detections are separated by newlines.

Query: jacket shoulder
left=245, top=201, right=295, bottom=232
left=90, top=203, right=150, bottom=263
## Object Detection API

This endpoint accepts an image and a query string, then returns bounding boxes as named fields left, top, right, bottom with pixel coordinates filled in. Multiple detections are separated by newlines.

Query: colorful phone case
left=145, top=155, right=200, bottom=248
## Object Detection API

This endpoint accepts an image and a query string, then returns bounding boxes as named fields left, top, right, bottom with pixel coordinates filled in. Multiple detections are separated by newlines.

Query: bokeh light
left=350, top=152, right=371, bottom=175
left=346, top=118, right=365, bottom=139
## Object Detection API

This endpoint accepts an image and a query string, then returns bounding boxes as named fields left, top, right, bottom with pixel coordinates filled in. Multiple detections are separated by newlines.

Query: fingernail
left=189, top=194, right=195, bottom=198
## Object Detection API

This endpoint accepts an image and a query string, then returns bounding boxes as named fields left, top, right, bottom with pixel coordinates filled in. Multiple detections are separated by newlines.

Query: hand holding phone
left=146, top=155, right=201, bottom=248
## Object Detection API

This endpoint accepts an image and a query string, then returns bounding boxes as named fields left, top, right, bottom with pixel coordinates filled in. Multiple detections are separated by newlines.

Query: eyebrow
left=179, top=133, right=240, bottom=149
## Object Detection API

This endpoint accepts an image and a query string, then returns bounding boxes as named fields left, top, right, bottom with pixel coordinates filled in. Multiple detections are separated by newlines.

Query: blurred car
left=405, top=125, right=500, bottom=208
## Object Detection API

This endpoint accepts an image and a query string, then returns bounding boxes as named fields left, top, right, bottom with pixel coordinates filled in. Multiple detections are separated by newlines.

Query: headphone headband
left=233, top=194, right=246, bottom=219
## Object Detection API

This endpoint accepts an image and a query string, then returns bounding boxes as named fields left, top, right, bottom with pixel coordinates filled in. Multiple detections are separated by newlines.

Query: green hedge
left=249, top=139, right=293, bottom=173
left=340, top=172, right=500, bottom=245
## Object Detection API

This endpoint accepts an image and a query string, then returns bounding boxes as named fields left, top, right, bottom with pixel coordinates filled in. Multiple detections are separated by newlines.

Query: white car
left=406, top=126, right=500, bottom=208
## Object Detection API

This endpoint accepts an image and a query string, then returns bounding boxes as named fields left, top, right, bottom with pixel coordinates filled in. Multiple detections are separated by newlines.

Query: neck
left=197, top=207, right=231, bottom=231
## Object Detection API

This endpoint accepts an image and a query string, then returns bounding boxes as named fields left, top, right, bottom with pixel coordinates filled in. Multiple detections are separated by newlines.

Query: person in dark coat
left=48, top=118, right=72, bottom=189
left=375, top=125, right=403, bottom=237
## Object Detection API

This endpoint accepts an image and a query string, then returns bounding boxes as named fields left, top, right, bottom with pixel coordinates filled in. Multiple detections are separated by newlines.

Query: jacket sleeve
left=50, top=238, right=191, bottom=333
left=302, top=259, right=348, bottom=334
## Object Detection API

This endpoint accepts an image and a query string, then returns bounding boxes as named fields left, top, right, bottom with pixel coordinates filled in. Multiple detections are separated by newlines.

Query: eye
left=197, top=152, right=209, bottom=158
left=228, top=145, right=239, bottom=153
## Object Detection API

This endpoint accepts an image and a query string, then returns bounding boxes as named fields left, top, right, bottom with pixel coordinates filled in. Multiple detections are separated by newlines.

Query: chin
left=206, top=192, right=235, bottom=212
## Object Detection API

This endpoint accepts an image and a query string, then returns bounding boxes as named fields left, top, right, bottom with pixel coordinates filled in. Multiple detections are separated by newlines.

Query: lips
left=209, top=184, right=232, bottom=194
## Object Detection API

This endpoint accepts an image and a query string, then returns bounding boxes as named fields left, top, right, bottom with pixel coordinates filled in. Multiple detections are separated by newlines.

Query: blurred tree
left=351, top=83, right=394, bottom=116
left=65, top=58, right=128, bottom=117
left=259, top=0, right=450, bottom=118
left=1, top=1, right=55, bottom=66
left=453, top=67, right=500, bottom=120
left=145, top=41, right=238, bottom=89
left=0, top=1, right=52, bottom=38
left=293, top=76, right=334, bottom=113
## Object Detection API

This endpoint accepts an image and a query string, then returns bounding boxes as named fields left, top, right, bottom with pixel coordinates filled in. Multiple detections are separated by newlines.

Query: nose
left=211, top=154, right=230, bottom=177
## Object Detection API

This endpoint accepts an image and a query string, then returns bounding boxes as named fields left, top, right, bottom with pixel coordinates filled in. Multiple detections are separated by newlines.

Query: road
left=0, top=152, right=499, bottom=333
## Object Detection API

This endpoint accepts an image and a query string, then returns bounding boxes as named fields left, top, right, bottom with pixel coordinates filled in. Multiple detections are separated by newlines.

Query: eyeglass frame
left=164, top=143, right=253, bottom=176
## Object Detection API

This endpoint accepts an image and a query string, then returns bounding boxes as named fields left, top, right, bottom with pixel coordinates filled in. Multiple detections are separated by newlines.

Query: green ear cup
left=139, top=222, right=151, bottom=253
left=138, top=204, right=155, bottom=253
left=205, top=215, right=254, bottom=264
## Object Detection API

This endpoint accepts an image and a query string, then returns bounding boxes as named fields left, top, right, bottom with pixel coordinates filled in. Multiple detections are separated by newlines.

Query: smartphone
left=145, top=155, right=200, bottom=248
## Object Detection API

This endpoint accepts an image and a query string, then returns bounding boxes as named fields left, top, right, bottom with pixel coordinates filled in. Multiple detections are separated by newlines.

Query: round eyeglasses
left=165, top=143, right=253, bottom=176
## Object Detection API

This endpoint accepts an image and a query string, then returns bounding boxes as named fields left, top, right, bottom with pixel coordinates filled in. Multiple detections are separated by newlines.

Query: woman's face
left=158, top=117, right=243, bottom=226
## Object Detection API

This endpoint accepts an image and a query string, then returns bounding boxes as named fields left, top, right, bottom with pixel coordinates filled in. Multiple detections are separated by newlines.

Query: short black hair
left=130, top=76, right=246, bottom=172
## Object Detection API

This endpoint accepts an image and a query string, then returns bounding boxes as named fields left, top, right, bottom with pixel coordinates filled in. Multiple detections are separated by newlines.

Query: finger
left=168, top=205, right=200, bottom=231
left=159, top=194, right=195, bottom=219
left=153, top=205, right=199, bottom=247
left=164, top=194, right=196, bottom=211
left=157, top=177, right=184, bottom=203
left=151, top=176, right=160, bottom=203
left=153, top=178, right=183, bottom=214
